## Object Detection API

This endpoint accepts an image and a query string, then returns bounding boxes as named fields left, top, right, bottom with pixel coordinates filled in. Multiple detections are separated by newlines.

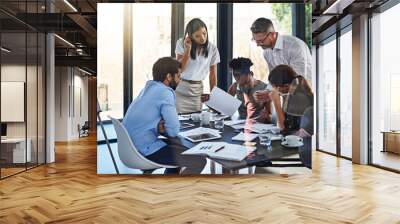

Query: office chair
left=78, top=121, right=90, bottom=138
left=109, top=117, right=178, bottom=174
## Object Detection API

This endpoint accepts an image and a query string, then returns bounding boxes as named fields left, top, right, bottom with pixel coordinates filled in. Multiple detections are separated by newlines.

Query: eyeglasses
left=251, top=32, right=271, bottom=44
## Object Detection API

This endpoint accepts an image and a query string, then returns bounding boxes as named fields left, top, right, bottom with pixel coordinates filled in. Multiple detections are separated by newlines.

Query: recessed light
left=63, top=0, right=78, bottom=12
left=1, top=47, right=11, bottom=53
left=54, top=34, right=75, bottom=48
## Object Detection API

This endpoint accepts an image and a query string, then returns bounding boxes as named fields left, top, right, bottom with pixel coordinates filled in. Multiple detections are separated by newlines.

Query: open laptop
left=1, top=123, right=7, bottom=140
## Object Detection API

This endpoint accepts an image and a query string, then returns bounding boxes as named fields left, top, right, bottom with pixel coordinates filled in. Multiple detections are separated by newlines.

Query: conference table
left=169, top=117, right=311, bottom=174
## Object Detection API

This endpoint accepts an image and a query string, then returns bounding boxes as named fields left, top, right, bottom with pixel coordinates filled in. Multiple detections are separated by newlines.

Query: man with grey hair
left=250, top=17, right=312, bottom=83
left=250, top=17, right=312, bottom=131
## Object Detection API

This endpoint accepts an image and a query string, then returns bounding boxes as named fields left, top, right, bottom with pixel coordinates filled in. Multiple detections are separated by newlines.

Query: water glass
left=200, top=111, right=211, bottom=126
left=214, top=118, right=224, bottom=130
left=259, top=132, right=272, bottom=146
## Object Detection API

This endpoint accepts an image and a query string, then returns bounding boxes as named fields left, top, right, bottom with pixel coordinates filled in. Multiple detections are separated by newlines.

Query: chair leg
left=210, top=160, right=216, bottom=174
left=248, top=166, right=254, bottom=174
left=142, top=169, right=155, bottom=174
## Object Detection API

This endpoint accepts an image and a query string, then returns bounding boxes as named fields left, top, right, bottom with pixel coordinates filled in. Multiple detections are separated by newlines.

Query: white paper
left=246, top=123, right=280, bottom=134
left=178, top=114, right=191, bottom=121
left=232, top=132, right=259, bottom=142
left=224, top=119, right=246, bottom=126
left=205, top=87, right=241, bottom=116
left=210, top=144, right=256, bottom=161
left=270, top=134, right=283, bottom=141
left=182, top=142, right=225, bottom=155
left=182, top=141, right=256, bottom=161
left=231, top=124, right=246, bottom=130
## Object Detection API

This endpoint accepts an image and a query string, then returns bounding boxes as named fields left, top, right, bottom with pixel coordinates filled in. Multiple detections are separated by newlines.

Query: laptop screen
left=1, top=123, right=7, bottom=137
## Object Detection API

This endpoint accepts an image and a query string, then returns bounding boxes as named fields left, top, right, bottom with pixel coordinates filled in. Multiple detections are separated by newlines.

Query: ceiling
left=4, top=0, right=390, bottom=73
left=0, top=0, right=100, bottom=74
left=311, top=0, right=390, bottom=43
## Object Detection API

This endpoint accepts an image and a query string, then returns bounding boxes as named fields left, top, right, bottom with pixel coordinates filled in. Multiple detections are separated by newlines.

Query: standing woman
left=175, top=18, right=220, bottom=113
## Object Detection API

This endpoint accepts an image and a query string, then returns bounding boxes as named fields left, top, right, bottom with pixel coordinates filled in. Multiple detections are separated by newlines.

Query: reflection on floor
left=0, top=167, right=26, bottom=178
left=373, top=150, right=400, bottom=171
left=0, top=162, right=43, bottom=179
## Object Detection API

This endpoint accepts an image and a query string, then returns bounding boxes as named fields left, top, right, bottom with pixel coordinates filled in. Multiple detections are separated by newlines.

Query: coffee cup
left=200, top=111, right=211, bottom=126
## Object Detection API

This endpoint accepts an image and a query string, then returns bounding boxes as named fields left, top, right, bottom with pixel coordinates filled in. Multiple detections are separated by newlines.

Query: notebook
left=182, top=142, right=256, bottom=161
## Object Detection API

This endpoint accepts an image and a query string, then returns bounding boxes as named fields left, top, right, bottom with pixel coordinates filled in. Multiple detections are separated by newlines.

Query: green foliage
left=272, top=3, right=313, bottom=49
left=272, top=3, right=292, bottom=34
left=305, top=3, right=312, bottom=49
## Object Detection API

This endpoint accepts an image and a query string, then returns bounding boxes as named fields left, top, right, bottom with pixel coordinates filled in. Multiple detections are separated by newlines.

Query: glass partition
left=339, top=29, right=352, bottom=158
left=370, top=4, right=400, bottom=171
left=317, top=36, right=337, bottom=155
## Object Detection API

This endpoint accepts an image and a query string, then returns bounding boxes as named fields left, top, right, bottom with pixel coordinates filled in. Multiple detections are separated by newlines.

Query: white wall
left=54, top=67, right=89, bottom=141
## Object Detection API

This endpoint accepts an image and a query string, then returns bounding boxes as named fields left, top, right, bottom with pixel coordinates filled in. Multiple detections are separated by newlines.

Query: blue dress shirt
left=122, top=80, right=180, bottom=156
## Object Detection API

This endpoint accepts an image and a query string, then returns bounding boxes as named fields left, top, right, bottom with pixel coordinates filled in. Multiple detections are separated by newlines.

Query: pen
left=214, top=146, right=225, bottom=153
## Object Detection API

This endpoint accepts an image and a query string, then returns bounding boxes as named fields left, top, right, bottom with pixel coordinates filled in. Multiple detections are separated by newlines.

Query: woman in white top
left=175, top=18, right=220, bottom=113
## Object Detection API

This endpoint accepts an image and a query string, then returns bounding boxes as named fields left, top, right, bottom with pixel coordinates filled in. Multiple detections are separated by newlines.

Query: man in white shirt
left=251, top=17, right=312, bottom=83
left=251, top=17, right=312, bottom=130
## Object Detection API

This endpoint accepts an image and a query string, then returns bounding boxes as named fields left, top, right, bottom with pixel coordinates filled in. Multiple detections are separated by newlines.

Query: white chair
left=109, top=117, right=177, bottom=173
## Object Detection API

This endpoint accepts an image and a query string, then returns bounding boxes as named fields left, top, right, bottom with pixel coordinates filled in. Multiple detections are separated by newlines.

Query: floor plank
left=0, top=135, right=399, bottom=223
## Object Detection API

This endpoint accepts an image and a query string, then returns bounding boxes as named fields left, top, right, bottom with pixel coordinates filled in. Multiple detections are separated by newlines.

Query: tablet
left=186, top=132, right=220, bottom=142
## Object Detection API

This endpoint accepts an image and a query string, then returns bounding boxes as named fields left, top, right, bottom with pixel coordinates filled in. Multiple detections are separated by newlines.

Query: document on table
left=231, top=132, right=259, bottom=142
left=182, top=141, right=256, bottom=161
left=246, top=123, right=280, bottom=134
left=178, top=114, right=191, bottom=121
left=205, top=87, right=241, bottom=116
left=224, top=119, right=246, bottom=126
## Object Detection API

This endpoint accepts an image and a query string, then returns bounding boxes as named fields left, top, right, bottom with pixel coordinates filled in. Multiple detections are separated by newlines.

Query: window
left=339, top=29, right=352, bottom=158
left=0, top=1, right=46, bottom=178
left=97, top=4, right=124, bottom=120
left=132, top=3, right=172, bottom=99
left=233, top=3, right=292, bottom=82
left=317, top=37, right=337, bottom=154
left=184, top=3, right=217, bottom=94
left=371, top=3, right=400, bottom=171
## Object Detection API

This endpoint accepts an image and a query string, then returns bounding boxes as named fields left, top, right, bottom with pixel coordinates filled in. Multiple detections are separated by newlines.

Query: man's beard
left=169, top=81, right=178, bottom=90
left=261, top=44, right=271, bottom=49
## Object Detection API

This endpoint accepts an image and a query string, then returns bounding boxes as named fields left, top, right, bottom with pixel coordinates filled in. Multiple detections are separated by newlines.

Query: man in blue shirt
left=122, top=57, right=206, bottom=174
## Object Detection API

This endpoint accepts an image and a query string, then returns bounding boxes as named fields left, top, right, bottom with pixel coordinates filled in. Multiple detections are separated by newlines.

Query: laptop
left=1, top=123, right=7, bottom=140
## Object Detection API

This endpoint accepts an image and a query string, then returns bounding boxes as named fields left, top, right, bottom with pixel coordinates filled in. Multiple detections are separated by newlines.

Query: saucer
left=281, top=141, right=304, bottom=148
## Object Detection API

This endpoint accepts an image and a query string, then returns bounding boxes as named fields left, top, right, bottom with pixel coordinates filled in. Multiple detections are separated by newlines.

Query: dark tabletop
left=168, top=120, right=311, bottom=170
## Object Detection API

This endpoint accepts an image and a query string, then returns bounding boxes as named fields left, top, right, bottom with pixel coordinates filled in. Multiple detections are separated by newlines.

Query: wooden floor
left=1, top=135, right=400, bottom=223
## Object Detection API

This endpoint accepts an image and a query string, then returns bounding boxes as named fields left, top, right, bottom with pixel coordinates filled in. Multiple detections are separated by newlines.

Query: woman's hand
left=269, top=89, right=280, bottom=101
left=184, top=35, right=192, bottom=51
left=228, top=82, right=237, bottom=96
left=201, top=94, right=210, bottom=103
left=253, top=90, right=271, bottom=103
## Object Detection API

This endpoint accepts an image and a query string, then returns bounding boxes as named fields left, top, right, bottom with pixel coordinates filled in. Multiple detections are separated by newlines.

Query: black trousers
left=145, top=139, right=207, bottom=174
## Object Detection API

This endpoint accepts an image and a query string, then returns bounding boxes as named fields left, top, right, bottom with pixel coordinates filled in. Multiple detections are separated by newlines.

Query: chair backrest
left=109, top=117, right=164, bottom=170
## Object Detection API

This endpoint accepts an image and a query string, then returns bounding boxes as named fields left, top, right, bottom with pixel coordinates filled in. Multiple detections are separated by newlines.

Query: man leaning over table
left=250, top=17, right=312, bottom=131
